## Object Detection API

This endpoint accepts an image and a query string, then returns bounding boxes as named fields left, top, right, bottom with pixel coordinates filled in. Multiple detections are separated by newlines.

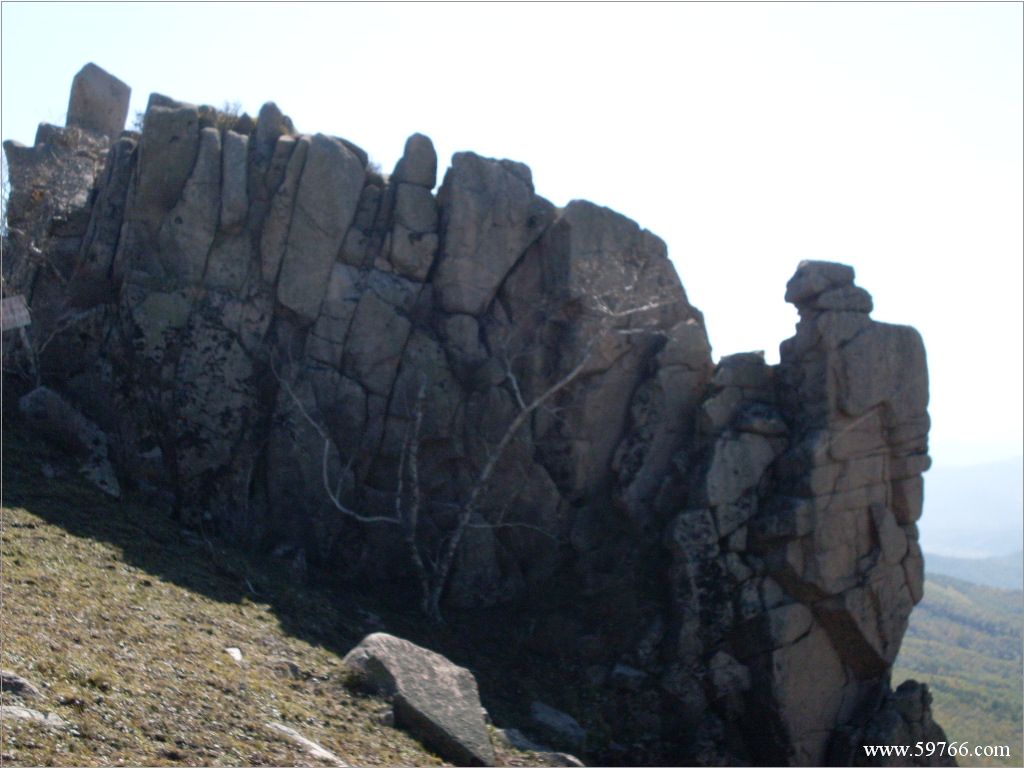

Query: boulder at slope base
left=342, top=632, right=496, bottom=766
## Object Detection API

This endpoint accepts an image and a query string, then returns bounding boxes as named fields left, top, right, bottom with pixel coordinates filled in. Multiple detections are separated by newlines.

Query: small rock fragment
left=266, top=721, right=349, bottom=766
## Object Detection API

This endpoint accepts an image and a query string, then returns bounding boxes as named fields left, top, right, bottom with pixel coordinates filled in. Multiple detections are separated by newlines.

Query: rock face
left=343, top=633, right=495, bottom=766
left=1, top=64, right=946, bottom=766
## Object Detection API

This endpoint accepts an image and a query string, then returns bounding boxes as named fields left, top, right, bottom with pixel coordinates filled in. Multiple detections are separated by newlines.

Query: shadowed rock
left=18, top=386, right=120, bottom=497
left=0, top=670, right=41, bottom=698
left=530, top=702, right=587, bottom=753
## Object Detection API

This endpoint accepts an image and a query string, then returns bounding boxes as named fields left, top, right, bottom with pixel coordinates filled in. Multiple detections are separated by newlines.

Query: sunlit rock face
left=660, top=260, right=933, bottom=764
left=3, top=63, right=947, bottom=766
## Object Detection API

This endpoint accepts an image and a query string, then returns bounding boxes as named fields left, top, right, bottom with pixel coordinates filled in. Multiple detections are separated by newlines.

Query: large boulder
left=342, top=633, right=496, bottom=766
left=132, top=99, right=200, bottom=228
left=220, top=130, right=249, bottom=233
left=0, top=670, right=41, bottom=699
left=66, top=63, right=130, bottom=139
left=0, top=705, right=68, bottom=729
left=156, top=127, right=221, bottom=284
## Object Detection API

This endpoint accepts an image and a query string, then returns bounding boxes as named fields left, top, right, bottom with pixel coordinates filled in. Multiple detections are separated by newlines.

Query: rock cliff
left=2, top=64, right=949, bottom=765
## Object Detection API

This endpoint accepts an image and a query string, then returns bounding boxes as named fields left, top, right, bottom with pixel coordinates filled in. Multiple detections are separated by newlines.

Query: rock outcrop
left=1, top=63, right=948, bottom=766
left=651, top=260, right=935, bottom=764
left=846, top=681, right=957, bottom=767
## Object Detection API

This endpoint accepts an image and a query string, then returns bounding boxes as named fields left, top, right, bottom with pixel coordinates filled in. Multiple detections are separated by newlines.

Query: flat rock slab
left=0, top=705, right=68, bottom=728
left=343, top=632, right=495, bottom=766
left=266, top=721, right=349, bottom=767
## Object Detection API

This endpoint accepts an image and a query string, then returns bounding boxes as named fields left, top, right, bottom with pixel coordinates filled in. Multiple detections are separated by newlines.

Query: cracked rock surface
left=1, top=63, right=950, bottom=766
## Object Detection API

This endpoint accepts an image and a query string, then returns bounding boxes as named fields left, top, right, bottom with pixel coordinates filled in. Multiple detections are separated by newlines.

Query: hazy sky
left=2, top=2, right=1022, bottom=471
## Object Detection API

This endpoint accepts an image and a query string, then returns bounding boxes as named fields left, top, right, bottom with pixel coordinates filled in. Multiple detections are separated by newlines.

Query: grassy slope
left=893, top=574, right=1024, bottom=767
left=0, top=423, right=545, bottom=767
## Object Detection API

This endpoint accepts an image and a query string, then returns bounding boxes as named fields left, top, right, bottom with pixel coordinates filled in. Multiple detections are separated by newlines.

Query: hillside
left=893, top=574, right=1024, bottom=767
left=0, top=424, right=553, bottom=767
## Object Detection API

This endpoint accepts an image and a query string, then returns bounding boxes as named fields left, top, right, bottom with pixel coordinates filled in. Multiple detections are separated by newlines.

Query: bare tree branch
left=404, top=380, right=431, bottom=615
left=422, top=336, right=599, bottom=619
left=267, top=255, right=683, bottom=622
left=271, top=357, right=401, bottom=527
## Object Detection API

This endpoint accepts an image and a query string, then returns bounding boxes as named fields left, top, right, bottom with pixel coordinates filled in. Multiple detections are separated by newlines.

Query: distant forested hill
left=894, top=574, right=1023, bottom=767
left=926, top=551, right=1023, bottom=591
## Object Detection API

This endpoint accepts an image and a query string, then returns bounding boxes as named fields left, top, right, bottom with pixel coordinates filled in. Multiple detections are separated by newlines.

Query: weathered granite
left=343, top=633, right=495, bottom=766
left=0, top=66, right=944, bottom=768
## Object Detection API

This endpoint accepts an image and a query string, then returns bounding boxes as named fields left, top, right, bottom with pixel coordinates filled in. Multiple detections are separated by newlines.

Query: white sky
left=2, top=3, right=1022, bottom=470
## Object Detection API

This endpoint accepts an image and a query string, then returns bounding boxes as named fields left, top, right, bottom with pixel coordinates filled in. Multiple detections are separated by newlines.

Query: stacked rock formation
left=650, top=262, right=935, bottom=764
left=1, top=64, right=948, bottom=766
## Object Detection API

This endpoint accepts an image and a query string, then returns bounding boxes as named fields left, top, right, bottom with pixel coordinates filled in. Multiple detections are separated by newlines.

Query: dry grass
left=0, top=419, right=573, bottom=767
left=0, top=424, right=446, bottom=766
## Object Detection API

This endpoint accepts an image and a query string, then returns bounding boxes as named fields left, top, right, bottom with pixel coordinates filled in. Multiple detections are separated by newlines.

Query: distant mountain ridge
left=925, top=551, right=1024, bottom=591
